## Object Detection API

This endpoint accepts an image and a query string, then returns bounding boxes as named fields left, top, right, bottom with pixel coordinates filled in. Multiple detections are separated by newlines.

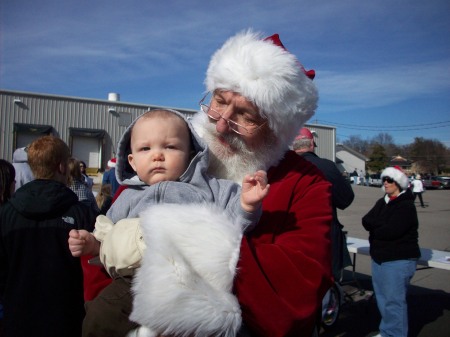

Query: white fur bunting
left=130, top=203, right=243, bottom=337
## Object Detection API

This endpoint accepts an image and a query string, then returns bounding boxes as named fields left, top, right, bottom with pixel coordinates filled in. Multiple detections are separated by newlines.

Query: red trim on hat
left=264, top=34, right=316, bottom=80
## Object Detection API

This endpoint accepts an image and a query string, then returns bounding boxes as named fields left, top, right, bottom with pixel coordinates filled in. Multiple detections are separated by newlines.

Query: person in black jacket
left=293, top=127, right=355, bottom=279
left=0, top=159, right=15, bottom=205
left=362, top=166, right=420, bottom=337
left=0, top=136, right=97, bottom=337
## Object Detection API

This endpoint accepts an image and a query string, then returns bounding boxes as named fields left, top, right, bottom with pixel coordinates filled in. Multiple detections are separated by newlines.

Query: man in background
left=293, top=127, right=354, bottom=279
left=0, top=136, right=96, bottom=337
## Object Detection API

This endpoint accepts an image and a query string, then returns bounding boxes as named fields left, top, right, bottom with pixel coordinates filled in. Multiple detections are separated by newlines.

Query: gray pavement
left=320, top=185, right=450, bottom=337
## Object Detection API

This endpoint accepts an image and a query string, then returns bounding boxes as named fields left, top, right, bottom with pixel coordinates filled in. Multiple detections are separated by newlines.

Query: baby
left=68, top=108, right=269, bottom=336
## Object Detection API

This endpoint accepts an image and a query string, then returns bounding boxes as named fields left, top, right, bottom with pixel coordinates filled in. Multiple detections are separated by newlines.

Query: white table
left=346, top=237, right=450, bottom=271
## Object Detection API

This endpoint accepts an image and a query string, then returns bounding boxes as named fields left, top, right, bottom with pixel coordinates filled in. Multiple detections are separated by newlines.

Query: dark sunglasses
left=382, top=177, right=395, bottom=184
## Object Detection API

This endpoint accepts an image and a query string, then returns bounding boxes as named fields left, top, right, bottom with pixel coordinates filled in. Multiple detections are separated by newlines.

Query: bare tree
left=370, top=133, right=401, bottom=158
left=343, top=135, right=370, bottom=155
left=371, top=132, right=394, bottom=146
left=409, top=137, right=448, bottom=174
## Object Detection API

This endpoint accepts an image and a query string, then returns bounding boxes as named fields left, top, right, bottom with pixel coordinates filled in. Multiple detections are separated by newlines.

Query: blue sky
left=1, top=0, right=449, bottom=146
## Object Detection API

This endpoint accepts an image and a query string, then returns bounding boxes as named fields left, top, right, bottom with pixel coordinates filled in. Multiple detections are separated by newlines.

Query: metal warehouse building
left=1, top=90, right=198, bottom=171
left=1, top=89, right=337, bottom=171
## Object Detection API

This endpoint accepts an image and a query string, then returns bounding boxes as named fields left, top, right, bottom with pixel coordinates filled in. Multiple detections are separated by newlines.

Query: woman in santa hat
left=362, top=166, right=420, bottom=337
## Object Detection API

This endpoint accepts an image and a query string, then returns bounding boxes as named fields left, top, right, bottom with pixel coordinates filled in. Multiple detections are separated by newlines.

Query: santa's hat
left=205, top=29, right=318, bottom=149
left=381, top=166, right=408, bottom=190
left=107, top=158, right=117, bottom=168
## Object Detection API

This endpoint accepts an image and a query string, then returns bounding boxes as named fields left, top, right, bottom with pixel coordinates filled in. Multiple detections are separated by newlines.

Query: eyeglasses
left=199, top=93, right=266, bottom=135
left=382, top=177, right=395, bottom=184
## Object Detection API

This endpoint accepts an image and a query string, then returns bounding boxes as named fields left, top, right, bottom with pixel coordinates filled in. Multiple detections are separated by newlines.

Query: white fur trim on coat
left=130, top=203, right=243, bottom=337
left=206, top=29, right=318, bottom=150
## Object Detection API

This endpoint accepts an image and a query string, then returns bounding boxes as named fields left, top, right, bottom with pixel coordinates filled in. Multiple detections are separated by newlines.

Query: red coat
left=81, top=184, right=130, bottom=301
left=235, top=151, right=333, bottom=337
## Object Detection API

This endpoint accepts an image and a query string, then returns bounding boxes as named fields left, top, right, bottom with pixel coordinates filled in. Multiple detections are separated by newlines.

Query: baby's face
left=128, top=116, right=191, bottom=185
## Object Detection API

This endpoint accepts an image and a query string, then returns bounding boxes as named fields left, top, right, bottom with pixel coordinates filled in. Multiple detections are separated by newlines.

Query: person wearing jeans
left=362, top=166, right=420, bottom=337
left=371, top=259, right=417, bottom=336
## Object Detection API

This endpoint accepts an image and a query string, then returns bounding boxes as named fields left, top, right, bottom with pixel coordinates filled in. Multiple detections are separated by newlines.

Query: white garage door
left=72, top=136, right=101, bottom=169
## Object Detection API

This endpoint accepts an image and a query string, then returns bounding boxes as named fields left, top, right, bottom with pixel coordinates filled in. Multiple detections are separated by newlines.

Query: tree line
left=341, top=133, right=450, bottom=175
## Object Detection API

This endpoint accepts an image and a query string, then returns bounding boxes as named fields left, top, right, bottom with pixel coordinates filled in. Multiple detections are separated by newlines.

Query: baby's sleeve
left=97, top=217, right=146, bottom=278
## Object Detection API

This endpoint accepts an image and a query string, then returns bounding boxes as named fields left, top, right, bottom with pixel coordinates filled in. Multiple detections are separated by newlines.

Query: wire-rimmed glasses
left=199, top=93, right=266, bottom=135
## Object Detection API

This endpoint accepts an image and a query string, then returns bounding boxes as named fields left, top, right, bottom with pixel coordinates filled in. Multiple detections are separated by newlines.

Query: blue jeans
left=371, top=259, right=416, bottom=337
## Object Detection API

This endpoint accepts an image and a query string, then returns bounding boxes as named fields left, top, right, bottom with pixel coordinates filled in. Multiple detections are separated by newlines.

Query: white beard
left=200, top=119, right=286, bottom=184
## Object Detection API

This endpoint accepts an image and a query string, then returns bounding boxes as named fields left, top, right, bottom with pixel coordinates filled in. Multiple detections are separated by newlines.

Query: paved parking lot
left=320, top=185, right=450, bottom=337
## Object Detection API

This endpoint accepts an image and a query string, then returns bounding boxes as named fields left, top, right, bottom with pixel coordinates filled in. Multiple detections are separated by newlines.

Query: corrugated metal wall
left=305, top=123, right=336, bottom=162
left=1, top=90, right=197, bottom=165
left=1, top=90, right=338, bottom=165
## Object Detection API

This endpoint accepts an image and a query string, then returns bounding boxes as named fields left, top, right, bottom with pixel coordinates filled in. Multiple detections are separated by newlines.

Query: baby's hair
left=139, top=109, right=186, bottom=123
left=132, top=109, right=195, bottom=156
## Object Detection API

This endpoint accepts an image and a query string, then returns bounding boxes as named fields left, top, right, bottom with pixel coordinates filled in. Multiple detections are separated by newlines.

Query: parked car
left=368, top=174, right=382, bottom=187
left=436, top=176, right=450, bottom=189
left=422, top=176, right=444, bottom=189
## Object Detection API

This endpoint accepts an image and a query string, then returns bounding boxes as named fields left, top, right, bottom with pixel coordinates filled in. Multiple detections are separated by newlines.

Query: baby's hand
left=241, top=170, right=270, bottom=212
left=68, top=229, right=98, bottom=257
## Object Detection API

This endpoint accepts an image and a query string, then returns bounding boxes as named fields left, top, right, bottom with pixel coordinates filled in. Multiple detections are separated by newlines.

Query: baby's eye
left=166, top=145, right=176, bottom=150
left=140, top=146, right=150, bottom=151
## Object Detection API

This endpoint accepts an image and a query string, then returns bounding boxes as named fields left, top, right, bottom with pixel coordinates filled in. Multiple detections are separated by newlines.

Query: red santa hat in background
left=381, top=166, right=409, bottom=190
left=294, top=127, right=317, bottom=147
left=205, top=29, right=318, bottom=149
left=107, top=158, right=117, bottom=168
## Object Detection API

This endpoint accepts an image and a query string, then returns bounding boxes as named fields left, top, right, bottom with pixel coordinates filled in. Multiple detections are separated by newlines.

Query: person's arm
left=302, top=156, right=354, bottom=210
left=362, top=199, right=384, bottom=231
left=87, top=189, right=100, bottom=214
left=327, top=164, right=355, bottom=210
left=234, top=159, right=333, bottom=337
left=418, top=180, right=424, bottom=191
